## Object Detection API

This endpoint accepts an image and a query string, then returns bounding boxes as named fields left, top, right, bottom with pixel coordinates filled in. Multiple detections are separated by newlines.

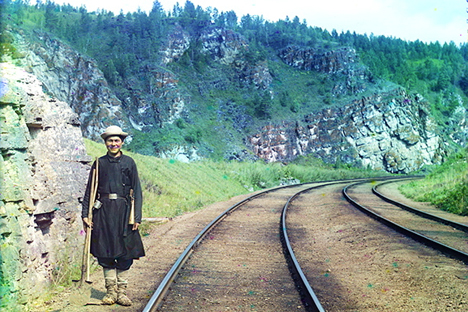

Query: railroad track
left=343, top=180, right=468, bottom=263
left=287, top=179, right=468, bottom=311
left=144, top=176, right=468, bottom=312
left=141, top=177, right=468, bottom=311
left=41, top=177, right=467, bottom=312
left=144, top=183, right=317, bottom=311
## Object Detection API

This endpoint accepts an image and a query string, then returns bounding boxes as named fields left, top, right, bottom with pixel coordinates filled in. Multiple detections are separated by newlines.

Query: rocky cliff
left=7, top=25, right=464, bottom=172
left=200, top=27, right=273, bottom=90
left=0, top=62, right=90, bottom=310
left=13, top=29, right=128, bottom=140
left=248, top=88, right=446, bottom=173
left=15, top=25, right=249, bottom=139
left=278, top=45, right=371, bottom=96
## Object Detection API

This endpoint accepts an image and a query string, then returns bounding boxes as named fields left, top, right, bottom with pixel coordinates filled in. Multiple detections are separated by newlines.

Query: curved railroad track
left=145, top=182, right=319, bottom=311
left=40, top=177, right=468, bottom=312
left=144, top=178, right=381, bottom=311
left=343, top=180, right=468, bottom=263
left=142, top=176, right=468, bottom=312
left=286, top=179, right=468, bottom=311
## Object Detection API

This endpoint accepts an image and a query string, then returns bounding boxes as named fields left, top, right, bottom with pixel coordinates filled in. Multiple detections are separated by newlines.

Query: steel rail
left=373, top=180, right=468, bottom=233
left=343, top=182, right=468, bottom=265
left=142, top=176, right=406, bottom=312
left=142, top=182, right=310, bottom=312
left=279, top=176, right=411, bottom=312
left=280, top=185, right=327, bottom=312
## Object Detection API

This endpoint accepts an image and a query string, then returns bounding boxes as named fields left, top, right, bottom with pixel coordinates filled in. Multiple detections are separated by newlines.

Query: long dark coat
left=82, top=153, right=145, bottom=260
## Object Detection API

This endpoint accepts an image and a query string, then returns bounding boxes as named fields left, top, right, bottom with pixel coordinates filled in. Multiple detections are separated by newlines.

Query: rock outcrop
left=160, top=24, right=191, bottom=65
left=199, top=27, right=272, bottom=90
left=200, top=27, right=248, bottom=65
left=0, top=63, right=90, bottom=310
left=279, top=45, right=356, bottom=74
left=445, top=93, right=468, bottom=147
left=14, top=30, right=128, bottom=140
left=278, top=45, right=371, bottom=95
left=117, top=25, right=272, bottom=135
left=248, top=88, right=446, bottom=173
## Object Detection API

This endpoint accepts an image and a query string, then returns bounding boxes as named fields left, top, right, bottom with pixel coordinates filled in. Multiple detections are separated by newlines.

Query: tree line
left=2, top=0, right=467, bottom=122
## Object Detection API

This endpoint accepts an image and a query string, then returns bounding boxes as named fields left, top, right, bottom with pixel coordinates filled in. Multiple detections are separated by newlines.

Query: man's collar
left=106, top=152, right=123, bottom=162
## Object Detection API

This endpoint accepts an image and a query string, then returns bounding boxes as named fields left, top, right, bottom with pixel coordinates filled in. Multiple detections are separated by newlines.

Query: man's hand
left=82, top=217, right=93, bottom=232
left=132, top=222, right=140, bottom=231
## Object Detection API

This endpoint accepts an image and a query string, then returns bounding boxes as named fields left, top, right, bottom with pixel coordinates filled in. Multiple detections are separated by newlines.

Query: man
left=82, top=125, right=145, bottom=306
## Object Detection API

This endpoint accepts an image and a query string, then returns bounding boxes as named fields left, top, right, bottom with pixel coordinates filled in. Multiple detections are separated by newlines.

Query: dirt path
left=288, top=182, right=468, bottom=311
left=36, top=192, right=259, bottom=312
left=36, top=181, right=468, bottom=311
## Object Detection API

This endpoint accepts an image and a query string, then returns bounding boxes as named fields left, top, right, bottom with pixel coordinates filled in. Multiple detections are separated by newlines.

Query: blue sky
left=48, top=0, right=466, bottom=46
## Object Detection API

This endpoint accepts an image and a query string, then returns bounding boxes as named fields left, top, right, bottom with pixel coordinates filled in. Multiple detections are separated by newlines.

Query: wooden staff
left=79, top=158, right=98, bottom=284
left=128, top=189, right=135, bottom=225
left=86, top=158, right=98, bottom=282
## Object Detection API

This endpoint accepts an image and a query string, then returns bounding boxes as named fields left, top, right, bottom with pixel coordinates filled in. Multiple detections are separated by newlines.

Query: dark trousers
left=98, top=257, right=133, bottom=271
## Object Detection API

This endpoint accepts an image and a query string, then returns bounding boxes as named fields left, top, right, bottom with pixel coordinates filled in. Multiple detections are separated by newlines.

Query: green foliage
left=85, top=139, right=386, bottom=218
left=0, top=275, right=13, bottom=311
left=0, top=30, right=22, bottom=59
left=3, top=0, right=468, bottom=165
left=127, top=122, right=206, bottom=156
left=349, top=33, right=467, bottom=127
left=399, top=149, right=468, bottom=215
left=247, top=91, right=272, bottom=119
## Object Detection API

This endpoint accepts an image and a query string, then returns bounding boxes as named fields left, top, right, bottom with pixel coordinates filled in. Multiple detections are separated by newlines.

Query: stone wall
left=0, top=63, right=91, bottom=310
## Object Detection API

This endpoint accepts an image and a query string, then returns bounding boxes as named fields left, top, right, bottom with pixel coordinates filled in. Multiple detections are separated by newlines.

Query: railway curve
left=286, top=180, right=468, bottom=311
left=38, top=177, right=468, bottom=312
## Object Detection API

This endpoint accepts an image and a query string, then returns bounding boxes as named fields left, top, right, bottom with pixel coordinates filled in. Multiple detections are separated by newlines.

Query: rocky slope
left=0, top=62, right=90, bottom=311
left=278, top=45, right=370, bottom=96
left=248, top=89, right=446, bottom=173
left=12, top=29, right=128, bottom=140
left=8, top=24, right=466, bottom=171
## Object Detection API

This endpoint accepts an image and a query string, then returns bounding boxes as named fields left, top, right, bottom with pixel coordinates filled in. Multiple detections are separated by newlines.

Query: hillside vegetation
left=2, top=0, right=467, bottom=215
left=85, top=139, right=387, bottom=218
left=400, top=148, right=468, bottom=216
left=2, top=0, right=468, bottom=158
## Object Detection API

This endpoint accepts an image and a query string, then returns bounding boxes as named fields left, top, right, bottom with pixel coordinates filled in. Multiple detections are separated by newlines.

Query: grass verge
left=399, top=149, right=468, bottom=216
left=85, top=139, right=389, bottom=219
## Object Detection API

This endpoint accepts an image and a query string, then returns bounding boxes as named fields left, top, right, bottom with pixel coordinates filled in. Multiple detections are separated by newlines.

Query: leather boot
left=116, top=269, right=132, bottom=306
left=102, top=268, right=117, bottom=305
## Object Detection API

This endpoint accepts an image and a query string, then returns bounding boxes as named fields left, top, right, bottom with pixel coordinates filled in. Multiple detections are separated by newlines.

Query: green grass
left=399, top=149, right=468, bottom=215
left=85, top=139, right=388, bottom=219
left=85, top=139, right=248, bottom=218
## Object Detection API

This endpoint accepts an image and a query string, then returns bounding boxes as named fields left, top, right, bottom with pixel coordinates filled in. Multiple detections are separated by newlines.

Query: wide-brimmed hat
left=101, top=126, right=128, bottom=140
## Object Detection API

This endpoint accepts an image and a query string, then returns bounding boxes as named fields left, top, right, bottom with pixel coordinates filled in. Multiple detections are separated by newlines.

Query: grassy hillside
left=399, top=149, right=468, bottom=216
left=87, top=137, right=468, bottom=219
left=4, top=1, right=467, bottom=161
left=85, top=139, right=387, bottom=218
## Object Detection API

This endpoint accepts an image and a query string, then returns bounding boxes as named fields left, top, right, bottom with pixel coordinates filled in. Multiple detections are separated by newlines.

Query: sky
left=48, top=0, right=466, bottom=46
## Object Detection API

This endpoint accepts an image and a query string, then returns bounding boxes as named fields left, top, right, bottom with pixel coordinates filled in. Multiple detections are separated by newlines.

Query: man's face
left=105, top=136, right=123, bottom=156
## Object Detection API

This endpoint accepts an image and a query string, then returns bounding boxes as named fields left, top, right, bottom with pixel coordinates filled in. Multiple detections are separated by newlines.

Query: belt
left=100, top=193, right=126, bottom=200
